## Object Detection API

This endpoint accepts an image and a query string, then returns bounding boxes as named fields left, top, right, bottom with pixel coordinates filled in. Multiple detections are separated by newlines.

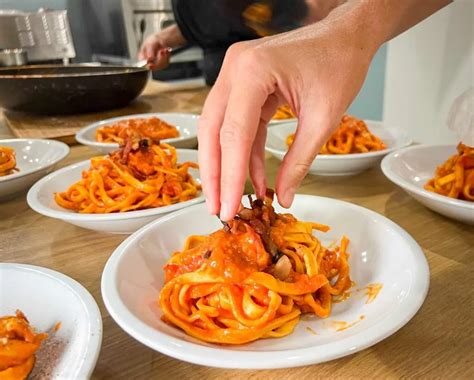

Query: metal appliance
left=0, top=8, right=76, bottom=66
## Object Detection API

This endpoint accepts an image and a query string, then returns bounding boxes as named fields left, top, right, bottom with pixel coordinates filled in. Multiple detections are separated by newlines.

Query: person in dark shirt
left=139, top=0, right=331, bottom=84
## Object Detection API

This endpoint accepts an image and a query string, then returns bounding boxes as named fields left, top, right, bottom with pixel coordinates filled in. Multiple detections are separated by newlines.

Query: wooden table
left=1, top=83, right=473, bottom=379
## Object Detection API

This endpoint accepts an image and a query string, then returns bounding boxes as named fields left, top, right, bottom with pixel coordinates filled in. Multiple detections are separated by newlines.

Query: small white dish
left=381, top=144, right=474, bottom=224
left=0, top=139, right=69, bottom=200
left=0, top=263, right=102, bottom=379
left=76, top=112, right=199, bottom=154
left=101, top=195, right=429, bottom=369
left=26, top=149, right=204, bottom=234
left=265, top=121, right=411, bottom=176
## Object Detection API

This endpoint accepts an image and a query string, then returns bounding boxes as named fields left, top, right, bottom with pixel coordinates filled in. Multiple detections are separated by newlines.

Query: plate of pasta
left=76, top=112, right=199, bottom=154
left=27, top=139, right=204, bottom=233
left=0, top=263, right=102, bottom=379
left=381, top=144, right=474, bottom=224
left=266, top=115, right=411, bottom=176
left=101, top=192, right=429, bottom=369
left=0, top=139, right=69, bottom=200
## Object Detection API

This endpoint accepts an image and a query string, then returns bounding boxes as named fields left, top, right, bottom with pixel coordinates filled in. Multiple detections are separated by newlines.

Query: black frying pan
left=0, top=64, right=149, bottom=115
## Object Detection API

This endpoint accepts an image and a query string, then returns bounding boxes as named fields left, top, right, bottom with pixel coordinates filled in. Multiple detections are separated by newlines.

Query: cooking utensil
left=0, top=64, right=149, bottom=115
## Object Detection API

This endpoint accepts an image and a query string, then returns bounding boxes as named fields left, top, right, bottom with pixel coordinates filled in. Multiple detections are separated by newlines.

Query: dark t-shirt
left=172, top=0, right=307, bottom=84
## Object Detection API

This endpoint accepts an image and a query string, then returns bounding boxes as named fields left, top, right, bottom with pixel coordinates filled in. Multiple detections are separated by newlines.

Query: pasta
left=0, top=310, right=47, bottom=380
left=55, top=138, right=200, bottom=213
left=159, top=189, right=352, bottom=345
left=0, top=146, right=18, bottom=177
left=286, top=115, right=387, bottom=154
left=95, top=117, right=180, bottom=145
left=424, top=143, right=474, bottom=201
left=273, top=104, right=296, bottom=120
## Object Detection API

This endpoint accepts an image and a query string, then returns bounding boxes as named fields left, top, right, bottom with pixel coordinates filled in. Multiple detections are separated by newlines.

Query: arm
left=138, top=24, right=186, bottom=70
left=198, top=0, right=452, bottom=220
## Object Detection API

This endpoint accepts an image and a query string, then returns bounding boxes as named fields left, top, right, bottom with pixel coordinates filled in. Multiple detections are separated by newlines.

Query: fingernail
left=219, top=201, right=233, bottom=221
left=280, top=188, right=295, bottom=208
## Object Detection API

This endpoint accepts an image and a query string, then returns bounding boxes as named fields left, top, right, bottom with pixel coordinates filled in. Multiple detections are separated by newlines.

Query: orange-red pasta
left=55, top=138, right=200, bottom=213
left=96, top=117, right=180, bottom=145
left=286, top=115, right=387, bottom=154
left=0, top=146, right=18, bottom=177
left=0, top=310, right=48, bottom=379
left=273, top=104, right=296, bottom=120
left=159, top=190, right=352, bottom=344
left=424, top=143, right=474, bottom=201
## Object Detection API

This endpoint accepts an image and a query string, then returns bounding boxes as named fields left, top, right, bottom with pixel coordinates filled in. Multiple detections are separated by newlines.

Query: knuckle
left=226, top=42, right=248, bottom=59
left=237, top=48, right=267, bottom=73
left=292, top=161, right=312, bottom=179
left=219, top=122, right=253, bottom=147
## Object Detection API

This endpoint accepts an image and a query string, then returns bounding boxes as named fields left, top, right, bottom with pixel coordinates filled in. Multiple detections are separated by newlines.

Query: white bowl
left=76, top=112, right=199, bottom=154
left=381, top=144, right=474, bottom=224
left=0, top=139, right=69, bottom=200
left=26, top=149, right=204, bottom=234
left=265, top=121, right=411, bottom=176
left=101, top=195, right=429, bottom=369
left=0, top=263, right=102, bottom=379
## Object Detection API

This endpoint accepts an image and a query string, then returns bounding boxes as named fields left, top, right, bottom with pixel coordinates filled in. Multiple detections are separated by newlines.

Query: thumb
left=275, top=105, right=339, bottom=207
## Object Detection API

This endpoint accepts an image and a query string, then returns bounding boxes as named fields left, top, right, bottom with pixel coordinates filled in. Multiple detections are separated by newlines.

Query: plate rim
left=101, top=194, right=430, bottom=369
left=381, top=144, right=474, bottom=210
left=265, top=120, right=412, bottom=160
left=75, top=112, right=199, bottom=149
left=0, top=263, right=102, bottom=378
left=0, top=139, right=69, bottom=183
left=26, top=149, right=205, bottom=221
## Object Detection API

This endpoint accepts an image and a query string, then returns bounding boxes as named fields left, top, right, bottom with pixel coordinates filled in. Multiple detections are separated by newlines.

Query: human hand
left=198, top=7, right=378, bottom=221
left=138, top=34, right=172, bottom=71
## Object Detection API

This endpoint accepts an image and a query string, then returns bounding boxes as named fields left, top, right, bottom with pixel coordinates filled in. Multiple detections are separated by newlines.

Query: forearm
left=322, top=0, right=452, bottom=50
left=156, top=24, right=187, bottom=48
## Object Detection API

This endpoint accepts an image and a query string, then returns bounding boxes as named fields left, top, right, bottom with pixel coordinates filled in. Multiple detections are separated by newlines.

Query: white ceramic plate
left=381, top=144, right=474, bottom=224
left=0, top=263, right=102, bottom=379
left=265, top=121, right=411, bottom=176
left=0, top=139, right=69, bottom=200
left=26, top=149, right=204, bottom=234
left=76, top=112, right=199, bottom=154
left=101, top=195, right=429, bottom=369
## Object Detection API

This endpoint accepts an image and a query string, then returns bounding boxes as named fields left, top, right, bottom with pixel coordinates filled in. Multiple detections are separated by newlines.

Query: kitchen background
left=1, top=0, right=471, bottom=144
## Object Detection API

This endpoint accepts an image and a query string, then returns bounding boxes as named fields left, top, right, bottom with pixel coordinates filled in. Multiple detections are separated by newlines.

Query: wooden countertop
left=1, top=82, right=473, bottom=379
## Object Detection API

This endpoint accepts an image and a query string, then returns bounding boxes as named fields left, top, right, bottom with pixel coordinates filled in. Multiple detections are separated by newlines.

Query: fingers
left=149, top=48, right=171, bottom=70
left=275, top=107, right=337, bottom=208
left=249, top=94, right=279, bottom=199
left=249, top=121, right=267, bottom=199
left=197, top=80, right=229, bottom=215
left=219, top=74, right=272, bottom=221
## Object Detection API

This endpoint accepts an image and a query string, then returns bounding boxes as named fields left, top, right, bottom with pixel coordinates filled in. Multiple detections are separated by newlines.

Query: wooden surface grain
left=1, top=82, right=473, bottom=380
left=3, top=80, right=209, bottom=144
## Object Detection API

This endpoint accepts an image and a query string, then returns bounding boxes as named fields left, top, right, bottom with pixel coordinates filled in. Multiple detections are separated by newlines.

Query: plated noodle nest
left=159, top=190, right=352, bottom=345
left=0, top=310, right=47, bottom=380
left=424, top=143, right=474, bottom=201
left=0, top=146, right=18, bottom=177
left=55, top=138, right=200, bottom=213
left=95, top=117, right=180, bottom=145
left=286, top=115, right=387, bottom=154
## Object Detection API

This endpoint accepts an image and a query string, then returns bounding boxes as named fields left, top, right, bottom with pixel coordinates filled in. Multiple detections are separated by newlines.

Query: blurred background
left=0, top=0, right=471, bottom=143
